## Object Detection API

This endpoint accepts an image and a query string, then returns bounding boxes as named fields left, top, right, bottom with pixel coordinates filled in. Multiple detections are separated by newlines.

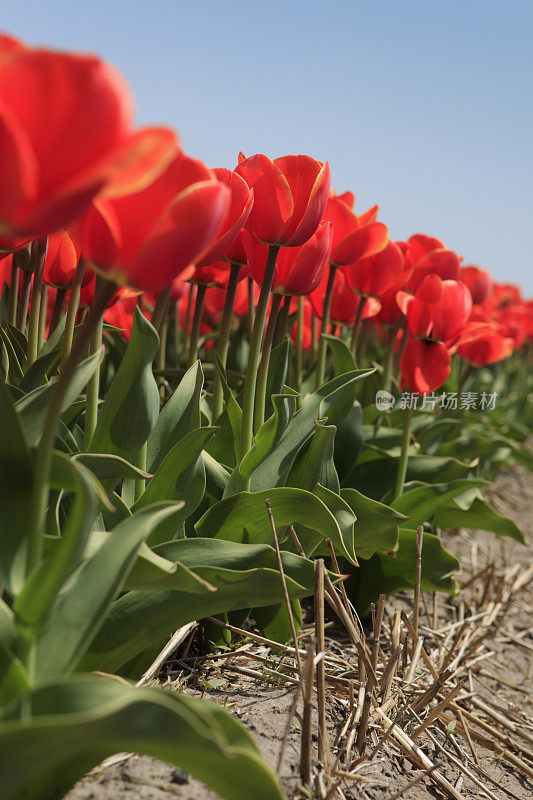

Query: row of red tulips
left=1, top=32, right=531, bottom=405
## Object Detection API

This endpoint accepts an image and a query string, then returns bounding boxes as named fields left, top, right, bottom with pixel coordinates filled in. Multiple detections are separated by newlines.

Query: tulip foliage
left=0, top=33, right=532, bottom=800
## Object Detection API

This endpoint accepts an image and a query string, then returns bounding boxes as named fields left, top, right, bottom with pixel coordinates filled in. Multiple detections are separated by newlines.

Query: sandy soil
left=65, top=464, right=533, bottom=800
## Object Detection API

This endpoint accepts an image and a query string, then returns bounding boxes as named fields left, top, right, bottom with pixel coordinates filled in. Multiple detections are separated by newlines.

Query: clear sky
left=3, top=1, right=532, bottom=294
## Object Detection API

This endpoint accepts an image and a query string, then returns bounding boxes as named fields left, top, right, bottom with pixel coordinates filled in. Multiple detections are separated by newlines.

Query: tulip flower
left=235, top=153, right=330, bottom=247
left=324, top=192, right=389, bottom=267
left=309, top=268, right=380, bottom=326
left=404, top=234, right=461, bottom=291
left=0, top=39, right=134, bottom=242
left=74, top=151, right=230, bottom=293
left=458, top=325, right=514, bottom=365
left=243, top=222, right=333, bottom=296
left=459, top=265, right=493, bottom=305
left=195, top=168, right=253, bottom=267
left=346, top=240, right=407, bottom=299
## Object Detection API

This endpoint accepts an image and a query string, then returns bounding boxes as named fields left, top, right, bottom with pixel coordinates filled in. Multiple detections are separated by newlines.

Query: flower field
left=0, top=32, right=531, bottom=800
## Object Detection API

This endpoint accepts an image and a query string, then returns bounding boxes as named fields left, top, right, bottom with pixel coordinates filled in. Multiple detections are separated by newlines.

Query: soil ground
left=66, top=464, right=533, bottom=800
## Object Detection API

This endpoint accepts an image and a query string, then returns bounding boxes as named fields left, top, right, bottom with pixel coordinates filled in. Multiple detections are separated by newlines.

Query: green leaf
left=392, top=479, right=488, bottom=530
left=74, top=452, right=152, bottom=483
left=133, top=427, right=216, bottom=544
left=195, top=486, right=343, bottom=551
left=14, top=461, right=100, bottom=635
left=81, top=539, right=317, bottom=672
left=333, top=403, right=364, bottom=482
left=18, top=350, right=60, bottom=393
left=0, top=675, right=283, bottom=800
left=90, top=307, right=159, bottom=461
left=434, top=497, right=525, bottom=543
left=0, top=328, right=23, bottom=384
left=0, top=380, right=34, bottom=595
left=147, top=360, right=203, bottom=473
left=265, top=338, right=291, bottom=416
left=323, top=333, right=357, bottom=375
left=286, top=421, right=340, bottom=494
left=15, top=349, right=104, bottom=447
left=35, top=503, right=181, bottom=678
left=240, top=391, right=299, bottom=480
left=340, top=488, right=406, bottom=559
left=233, top=369, right=374, bottom=493
left=253, top=599, right=301, bottom=645
left=347, top=529, right=460, bottom=615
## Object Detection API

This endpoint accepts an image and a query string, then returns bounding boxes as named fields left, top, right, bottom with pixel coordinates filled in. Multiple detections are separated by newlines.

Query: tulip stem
left=134, top=443, right=148, bottom=501
left=276, top=294, right=291, bottom=345
left=151, top=285, right=171, bottom=333
left=26, top=239, right=48, bottom=368
left=16, top=269, right=33, bottom=331
left=38, top=285, right=48, bottom=353
left=295, top=296, right=304, bottom=399
left=254, top=292, right=283, bottom=432
left=25, top=278, right=117, bottom=586
left=239, top=244, right=280, bottom=477
left=247, top=276, right=255, bottom=334
left=49, top=287, right=67, bottom=335
left=382, top=319, right=402, bottom=393
left=61, top=258, right=86, bottom=369
left=316, top=263, right=337, bottom=387
left=84, top=277, right=106, bottom=449
left=393, top=405, right=413, bottom=501
left=350, top=295, right=367, bottom=360
left=7, top=259, right=19, bottom=327
left=187, top=283, right=207, bottom=367
left=212, top=262, right=241, bottom=421
left=183, top=284, right=195, bottom=361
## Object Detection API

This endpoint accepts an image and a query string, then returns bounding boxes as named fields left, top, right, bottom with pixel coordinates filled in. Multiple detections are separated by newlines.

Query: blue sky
left=4, top=1, right=532, bottom=293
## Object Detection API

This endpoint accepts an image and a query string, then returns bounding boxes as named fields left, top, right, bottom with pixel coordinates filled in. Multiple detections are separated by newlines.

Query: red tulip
left=400, top=338, right=451, bottom=394
left=309, top=268, right=380, bottom=325
left=243, top=221, right=333, bottom=296
left=235, top=153, right=330, bottom=246
left=323, top=192, right=388, bottom=266
left=405, top=234, right=461, bottom=291
left=458, top=326, right=513, bottom=365
left=73, top=151, right=231, bottom=293
left=195, top=168, right=253, bottom=267
left=0, top=39, right=136, bottom=241
left=43, top=229, right=86, bottom=288
left=190, top=260, right=248, bottom=288
left=459, top=265, right=493, bottom=305
left=397, top=275, right=473, bottom=346
left=345, top=240, right=407, bottom=299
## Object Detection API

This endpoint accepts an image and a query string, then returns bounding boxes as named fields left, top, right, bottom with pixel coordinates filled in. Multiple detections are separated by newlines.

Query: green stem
left=187, top=283, right=207, bottom=367
left=151, top=285, right=171, bottom=333
left=310, top=314, right=318, bottom=359
left=61, top=258, right=86, bottom=369
left=315, top=263, right=337, bottom=388
left=16, top=269, right=32, bottom=331
left=26, top=239, right=48, bottom=368
left=48, top=287, right=67, bottom=335
left=295, top=296, right=304, bottom=399
left=173, top=299, right=181, bottom=360
left=38, top=285, right=48, bottom=352
left=254, top=292, right=283, bottom=432
left=212, top=262, right=241, bottom=421
left=183, top=284, right=195, bottom=359
left=393, top=405, right=413, bottom=501
left=84, top=277, right=106, bottom=450
left=7, top=259, right=19, bottom=327
left=239, top=244, right=280, bottom=474
left=247, top=276, right=255, bottom=335
left=349, top=295, right=367, bottom=359
left=382, top=319, right=402, bottom=393
left=25, top=279, right=117, bottom=581
left=276, top=294, right=291, bottom=345
left=134, top=442, right=147, bottom=501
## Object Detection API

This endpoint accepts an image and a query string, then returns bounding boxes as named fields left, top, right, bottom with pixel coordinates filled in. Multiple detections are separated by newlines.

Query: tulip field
left=0, top=33, right=532, bottom=800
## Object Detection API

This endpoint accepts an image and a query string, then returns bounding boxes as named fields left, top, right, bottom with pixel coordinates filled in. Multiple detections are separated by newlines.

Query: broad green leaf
left=74, top=452, right=152, bottom=483
left=147, top=360, right=203, bottom=472
left=333, top=402, right=364, bottom=482
left=38, top=313, right=67, bottom=357
left=392, top=479, right=488, bottom=529
left=347, top=529, right=460, bottom=615
left=323, top=333, right=357, bottom=376
left=18, top=350, right=59, bottom=393
left=0, top=328, right=23, bottom=384
left=0, top=675, right=283, bottom=800
left=81, top=539, right=317, bottom=672
left=213, top=353, right=242, bottom=461
left=15, top=349, right=103, bottom=447
left=196, top=487, right=343, bottom=550
left=232, top=369, right=375, bottom=493
left=203, top=451, right=230, bottom=499
left=286, top=421, right=340, bottom=494
left=36, top=503, right=181, bottom=678
left=298, top=484, right=357, bottom=563
left=0, top=599, right=29, bottom=706
left=14, top=460, right=99, bottom=635
left=253, top=599, right=301, bottom=644
left=340, top=487, right=407, bottom=559
left=265, top=338, right=291, bottom=416
left=133, top=427, right=216, bottom=544
left=434, top=497, right=525, bottom=543
left=0, top=380, right=34, bottom=594
left=90, top=307, right=159, bottom=461
left=240, top=391, right=299, bottom=480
